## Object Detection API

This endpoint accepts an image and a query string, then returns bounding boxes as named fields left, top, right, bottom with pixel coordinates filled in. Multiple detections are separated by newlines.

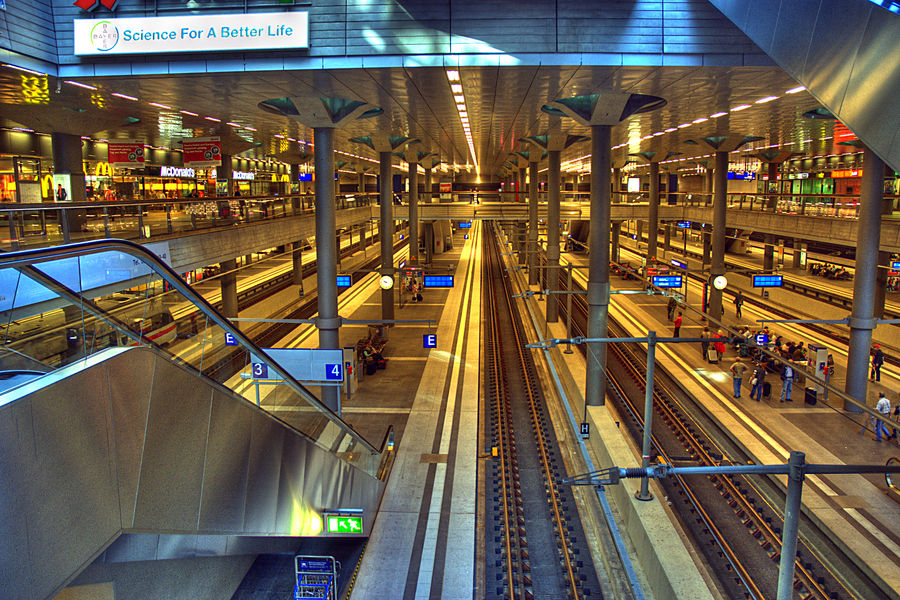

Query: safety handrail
left=0, top=238, right=380, bottom=455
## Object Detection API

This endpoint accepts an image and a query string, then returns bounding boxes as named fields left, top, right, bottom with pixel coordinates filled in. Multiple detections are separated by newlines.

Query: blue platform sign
left=670, top=259, right=687, bottom=269
left=892, top=261, right=900, bottom=270
left=756, top=334, right=769, bottom=345
left=423, top=334, right=437, bottom=348
left=336, top=275, right=352, bottom=287
left=423, top=275, right=454, bottom=288
left=251, top=362, right=268, bottom=379
left=676, top=221, right=691, bottom=228
left=752, top=274, right=783, bottom=287
left=224, top=332, right=238, bottom=346
left=459, top=222, right=472, bottom=228
left=652, top=275, right=683, bottom=288
left=325, top=364, right=342, bottom=380
left=464, top=234, right=469, bottom=239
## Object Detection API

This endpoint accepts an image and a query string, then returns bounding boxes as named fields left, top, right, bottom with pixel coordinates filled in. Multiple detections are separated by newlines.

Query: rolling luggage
left=376, top=357, right=386, bottom=370
left=763, top=381, right=772, bottom=399
left=366, top=361, right=377, bottom=376
left=804, top=387, right=817, bottom=405
left=706, top=347, right=719, bottom=364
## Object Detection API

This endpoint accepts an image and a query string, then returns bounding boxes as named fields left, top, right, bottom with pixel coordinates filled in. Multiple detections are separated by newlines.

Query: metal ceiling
left=0, top=63, right=851, bottom=175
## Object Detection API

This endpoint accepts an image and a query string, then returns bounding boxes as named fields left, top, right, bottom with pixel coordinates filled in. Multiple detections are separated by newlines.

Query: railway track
left=548, top=260, right=890, bottom=600
left=482, top=229, right=602, bottom=599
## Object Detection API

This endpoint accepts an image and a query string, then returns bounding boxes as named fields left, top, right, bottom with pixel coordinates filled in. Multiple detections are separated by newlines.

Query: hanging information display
left=181, top=137, right=221, bottom=168
left=107, top=139, right=145, bottom=168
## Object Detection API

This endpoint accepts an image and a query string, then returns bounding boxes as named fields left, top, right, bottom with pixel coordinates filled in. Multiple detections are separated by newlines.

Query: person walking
left=871, top=344, right=884, bottom=382
left=730, top=357, right=747, bottom=398
left=673, top=311, right=683, bottom=338
left=733, top=290, right=743, bottom=318
left=750, top=362, right=766, bottom=402
left=874, top=392, right=894, bottom=442
left=700, top=326, right=710, bottom=360
left=667, top=296, right=677, bottom=321
left=779, top=361, right=794, bottom=402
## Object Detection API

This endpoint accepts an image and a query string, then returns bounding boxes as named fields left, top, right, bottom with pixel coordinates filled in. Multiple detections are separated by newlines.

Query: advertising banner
left=107, top=139, right=145, bottom=168
left=181, top=136, right=221, bottom=168
left=73, top=12, right=308, bottom=56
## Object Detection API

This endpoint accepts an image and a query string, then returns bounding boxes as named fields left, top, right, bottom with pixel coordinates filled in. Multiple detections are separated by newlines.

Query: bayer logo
left=90, top=21, right=119, bottom=52
left=128, top=152, right=136, bottom=161
left=204, top=150, right=213, bottom=160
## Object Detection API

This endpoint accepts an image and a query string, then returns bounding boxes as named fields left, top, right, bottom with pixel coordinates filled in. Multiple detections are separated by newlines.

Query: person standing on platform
left=700, top=326, right=710, bottom=359
left=871, top=344, right=884, bottom=382
left=780, top=361, right=794, bottom=402
left=673, top=311, right=683, bottom=337
left=733, top=290, right=743, bottom=318
left=667, top=296, right=677, bottom=321
left=874, top=392, right=894, bottom=442
left=750, top=363, right=766, bottom=402
left=730, top=357, right=747, bottom=398
left=56, top=184, right=67, bottom=202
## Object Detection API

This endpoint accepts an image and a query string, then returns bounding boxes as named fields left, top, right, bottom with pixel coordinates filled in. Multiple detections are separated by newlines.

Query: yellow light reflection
left=289, top=496, right=323, bottom=536
left=21, top=75, right=49, bottom=105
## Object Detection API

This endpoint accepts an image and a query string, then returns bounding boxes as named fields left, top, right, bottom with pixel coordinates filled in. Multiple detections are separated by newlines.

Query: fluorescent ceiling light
left=64, top=80, right=97, bottom=90
left=226, top=122, right=240, bottom=127
left=204, top=116, right=221, bottom=122
left=456, top=103, right=466, bottom=111
left=244, top=126, right=257, bottom=131
left=664, top=127, right=677, bottom=133
left=755, top=95, right=778, bottom=103
left=677, top=123, right=691, bottom=128
left=453, top=95, right=465, bottom=103
left=446, top=70, right=460, bottom=81
left=710, top=111, right=727, bottom=118
left=692, top=117, right=708, bottom=123
left=112, top=92, right=138, bottom=101
left=451, top=84, right=463, bottom=93
left=458, top=111, right=468, bottom=118
left=180, top=110, right=198, bottom=116
left=785, top=86, right=806, bottom=94
left=4, top=64, right=45, bottom=76
left=731, top=104, right=751, bottom=111
left=149, top=102, right=171, bottom=109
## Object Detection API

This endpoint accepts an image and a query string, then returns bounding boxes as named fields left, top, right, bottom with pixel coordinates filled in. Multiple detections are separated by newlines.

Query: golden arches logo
left=41, top=175, right=55, bottom=198
left=94, top=162, right=112, bottom=177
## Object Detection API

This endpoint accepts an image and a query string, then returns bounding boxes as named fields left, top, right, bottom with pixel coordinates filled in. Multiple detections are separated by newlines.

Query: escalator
left=0, top=240, right=394, bottom=600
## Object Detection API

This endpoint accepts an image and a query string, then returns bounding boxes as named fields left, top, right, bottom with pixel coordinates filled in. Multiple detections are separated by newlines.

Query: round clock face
left=379, top=275, right=394, bottom=290
left=712, top=275, right=728, bottom=290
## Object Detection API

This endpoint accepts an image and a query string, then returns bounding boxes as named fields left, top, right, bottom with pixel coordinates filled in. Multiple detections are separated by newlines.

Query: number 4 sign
left=325, top=364, right=343, bottom=381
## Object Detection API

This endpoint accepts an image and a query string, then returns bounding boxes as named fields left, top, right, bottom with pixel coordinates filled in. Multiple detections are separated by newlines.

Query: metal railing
left=0, top=238, right=387, bottom=477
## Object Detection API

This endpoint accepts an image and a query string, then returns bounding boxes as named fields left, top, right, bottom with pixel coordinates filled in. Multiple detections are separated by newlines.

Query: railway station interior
left=2, top=1, right=900, bottom=599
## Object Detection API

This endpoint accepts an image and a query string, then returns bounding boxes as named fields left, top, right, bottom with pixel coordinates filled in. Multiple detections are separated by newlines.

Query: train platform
left=541, top=247, right=900, bottom=596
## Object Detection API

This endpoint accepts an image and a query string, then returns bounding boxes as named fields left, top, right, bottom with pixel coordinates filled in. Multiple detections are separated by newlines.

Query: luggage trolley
left=294, top=555, right=340, bottom=600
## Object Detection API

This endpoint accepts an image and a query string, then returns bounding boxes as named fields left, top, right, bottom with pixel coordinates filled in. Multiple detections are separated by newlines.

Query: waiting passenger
left=871, top=344, right=884, bottom=382
left=729, top=357, right=747, bottom=398
left=750, top=363, right=766, bottom=402
left=780, top=361, right=795, bottom=402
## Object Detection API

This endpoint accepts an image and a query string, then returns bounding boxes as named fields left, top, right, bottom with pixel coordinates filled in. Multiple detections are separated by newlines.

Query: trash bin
left=804, top=387, right=817, bottom=405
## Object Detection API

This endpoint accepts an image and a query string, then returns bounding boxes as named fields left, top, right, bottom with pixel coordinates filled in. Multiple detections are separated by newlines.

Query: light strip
left=149, top=102, right=172, bottom=109
left=4, top=63, right=46, bottom=76
left=180, top=109, right=198, bottom=116
left=64, top=80, right=97, bottom=90
left=112, top=92, right=138, bottom=101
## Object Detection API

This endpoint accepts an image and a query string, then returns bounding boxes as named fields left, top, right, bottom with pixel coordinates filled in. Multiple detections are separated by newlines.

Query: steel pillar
left=519, top=167, right=526, bottom=203
left=709, top=150, right=728, bottom=319
left=663, top=223, right=671, bottom=253
left=292, top=242, right=304, bottom=289
left=611, top=222, right=621, bottom=264
left=776, top=451, right=805, bottom=600
left=547, top=150, right=561, bottom=322
left=424, top=167, right=432, bottom=203
left=792, top=239, right=802, bottom=269
left=220, top=258, right=238, bottom=320
left=648, top=161, right=660, bottom=261
left=846, top=146, right=884, bottom=412
left=586, top=125, right=611, bottom=407
left=51, top=132, right=87, bottom=203
left=408, top=161, right=419, bottom=264
left=357, top=171, right=365, bottom=193
left=314, top=127, right=341, bottom=411
left=379, top=151, right=395, bottom=322
left=529, top=160, right=539, bottom=285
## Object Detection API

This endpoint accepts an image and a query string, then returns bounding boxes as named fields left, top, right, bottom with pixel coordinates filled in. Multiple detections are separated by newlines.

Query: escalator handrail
left=0, top=238, right=380, bottom=455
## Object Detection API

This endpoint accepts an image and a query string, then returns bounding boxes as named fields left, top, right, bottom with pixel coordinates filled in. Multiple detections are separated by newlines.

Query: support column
left=220, top=154, right=235, bottom=196
left=846, top=146, right=884, bottom=412
left=792, top=239, right=802, bottom=269
left=425, top=222, right=434, bottom=264
left=708, top=150, right=728, bottom=319
left=767, top=162, right=779, bottom=208
left=379, top=152, right=395, bottom=322
left=663, top=224, right=671, bottom=253
left=408, top=160, right=419, bottom=264
left=547, top=150, right=561, bottom=322
left=519, top=167, right=527, bottom=203
left=612, top=167, right=621, bottom=198
left=518, top=221, right=526, bottom=265
left=875, top=251, right=889, bottom=319
left=424, top=166, right=432, bottom=203
left=701, top=226, right=711, bottom=266
left=51, top=132, right=87, bottom=203
left=611, top=221, right=621, bottom=264
left=220, top=258, right=238, bottom=320
left=586, top=125, right=611, bottom=407
left=648, top=161, right=660, bottom=260
left=763, top=235, right=775, bottom=272
left=357, top=171, right=365, bottom=194
left=313, top=127, right=341, bottom=412
left=292, top=242, right=304, bottom=296
left=528, top=160, right=539, bottom=285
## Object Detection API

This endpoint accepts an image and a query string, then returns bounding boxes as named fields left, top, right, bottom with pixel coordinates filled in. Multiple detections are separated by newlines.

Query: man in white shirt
left=875, top=392, right=894, bottom=442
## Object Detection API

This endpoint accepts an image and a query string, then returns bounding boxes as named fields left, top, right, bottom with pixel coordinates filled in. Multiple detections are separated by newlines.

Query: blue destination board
left=336, top=275, right=351, bottom=287
left=670, top=259, right=687, bottom=269
left=458, top=222, right=472, bottom=228
left=423, top=334, right=437, bottom=348
left=423, top=275, right=454, bottom=288
left=676, top=221, right=691, bottom=228
left=892, top=261, right=900, bottom=270
left=652, top=275, right=683, bottom=288
left=752, top=274, right=783, bottom=287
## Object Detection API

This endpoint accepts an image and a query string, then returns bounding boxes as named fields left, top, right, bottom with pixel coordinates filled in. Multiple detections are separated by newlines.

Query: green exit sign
left=325, top=514, right=363, bottom=534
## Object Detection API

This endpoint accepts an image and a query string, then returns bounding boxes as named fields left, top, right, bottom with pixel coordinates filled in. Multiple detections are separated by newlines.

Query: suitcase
left=804, top=387, right=817, bottom=405
left=366, top=361, right=377, bottom=376
left=377, top=358, right=386, bottom=370
left=706, top=347, right=719, bottom=364
left=763, top=381, right=772, bottom=399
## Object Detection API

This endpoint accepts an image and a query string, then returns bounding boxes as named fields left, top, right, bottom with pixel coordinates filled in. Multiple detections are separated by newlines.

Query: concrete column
left=636, top=220, right=643, bottom=246
left=702, top=225, right=711, bottom=266
left=518, top=222, right=526, bottom=265
left=313, top=127, right=341, bottom=412
left=358, top=171, right=365, bottom=193
left=51, top=132, right=86, bottom=203
left=424, top=167, right=432, bottom=203
left=708, top=150, right=728, bottom=319
left=613, top=167, right=621, bottom=198
left=220, top=154, right=235, bottom=196
left=663, top=224, right=671, bottom=253
left=519, top=167, right=527, bottom=203
left=408, top=161, right=419, bottom=264
left=587, top=125, right=611, bottom=407
left=767, top=162, right=779, bottom=207
left=875, top=251, right=889, bottom=319
left=704, top=167, right=714, bottom=195
left=792, top=239, right=802, bottom=269
left=648, top=161, right=660, bottom=260
left=292, top=242, right=304, bottom=295
left=220, top=258, right=238, bottom=319
left=425, top=222, right=434, bottom=264
left=611, top=221, right=621, bottom=264
left=379, top=151, right=395, bottom=322
left=359, top=222, right=368, bottom=252
left=846, top=146, right=884, bottom=412
left=763, top=235, right=775, bottom=272
left=547, top=150, right=561, bottom=323
left=528, top=160, right=539, bottom=285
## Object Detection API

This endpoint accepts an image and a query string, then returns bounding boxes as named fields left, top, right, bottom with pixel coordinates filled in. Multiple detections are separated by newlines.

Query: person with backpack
left=750, top=363, right=766, bottom=402
left=667, top=296, right=677, bottom=321
left=874, top=392, right=894, bottom=442
left=871, top=344, right=884, bottom=382
left=729, top=357, right=747, bottom=398
left=733, top=290, right=743, bottom=318
left=700, top=326, right=710, bottom=360
left=780, top=361, right=795, bottom=402
left=673, top=311, right=683, bottom=337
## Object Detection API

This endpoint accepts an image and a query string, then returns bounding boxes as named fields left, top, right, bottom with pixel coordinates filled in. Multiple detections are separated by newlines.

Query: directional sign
left=458, top=222, right=472, bottom=228
left=464, top=234, right=469, bottom=240
left=670, top=259, right=687, bottom=269
left=580, top=422, right=590, bottom=439
left=325, top=514, right=363, bottom=534
left=251, top=362, right=269, bottom=379
left=652, top=275, right=683, bottom=288
left=752, top=274, right=783, bottom=288
left=646, top=267, right=658, bottom=276
left=676, top=221, right=692, bottom=228
left=224, top=332, right=238, bottom=346
left=892, top=261, right=900, bottom=270
left=423, top=334, right=437, bottom=348
left=423, top=275, right=454, bottom=288
left=325, top=364, right=342, bottom=380
left=336, top=275, right=352, bottom=287
left=250, top=348, right=344, bottom=382
left=756, top=334, right=769, bottom=345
